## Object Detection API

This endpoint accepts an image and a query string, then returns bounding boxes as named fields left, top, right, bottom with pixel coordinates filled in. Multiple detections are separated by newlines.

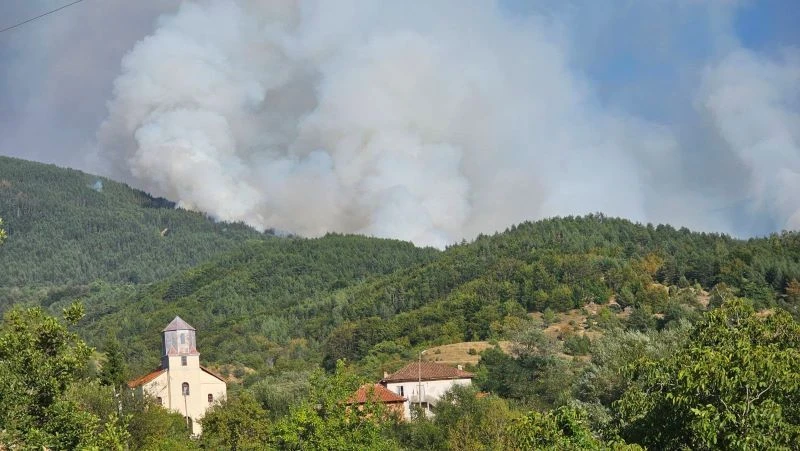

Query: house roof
left=127, top=365, right=226, bottom=388
left=382, top=361, right=474, bottom=383
left=163, top=316, right=195, bottom=332
left=348, top=384, right=406, bottom=404
left=201, top=366, right=227, bottom=383
left=127, top=367, right=166, bottom=388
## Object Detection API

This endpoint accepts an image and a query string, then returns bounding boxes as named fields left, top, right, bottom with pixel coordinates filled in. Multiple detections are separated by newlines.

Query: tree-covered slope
left=66, top=234, right=439, bottom=373
left=57, top=215, right=800, bottom=378
left=0, top=156, right=265, bottom=286
left=311, top=215, right=800, bottom=365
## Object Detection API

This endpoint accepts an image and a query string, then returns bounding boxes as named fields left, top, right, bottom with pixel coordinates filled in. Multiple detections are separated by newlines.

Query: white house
left=381, top=361, right=474, bottom=419
left=127, top=316, right=226, bottom=435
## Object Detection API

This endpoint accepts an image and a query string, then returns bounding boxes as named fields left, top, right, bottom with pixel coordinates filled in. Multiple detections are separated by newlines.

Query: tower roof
left=162, top=316, right=196, bottom=332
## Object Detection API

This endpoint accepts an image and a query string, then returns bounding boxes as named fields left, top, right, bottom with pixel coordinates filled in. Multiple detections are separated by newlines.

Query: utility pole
left=183, top=386, right=190, bottom=433
left=418, top=349, right=427, bottom=413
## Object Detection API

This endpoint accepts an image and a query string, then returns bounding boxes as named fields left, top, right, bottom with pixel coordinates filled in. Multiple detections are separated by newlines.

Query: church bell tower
left=161, top=316, right=200, bottom=369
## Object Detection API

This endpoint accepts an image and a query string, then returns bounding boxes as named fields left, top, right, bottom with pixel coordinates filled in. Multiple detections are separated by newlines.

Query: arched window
left=182, top=382, right=190, bottom=396
left=208, top=393, right=214, bottom=403
left=156, top=397, right=163, bottom=405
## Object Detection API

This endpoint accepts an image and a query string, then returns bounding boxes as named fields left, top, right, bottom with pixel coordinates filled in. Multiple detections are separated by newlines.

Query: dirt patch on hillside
left=423, top=341, right=513, bottom=366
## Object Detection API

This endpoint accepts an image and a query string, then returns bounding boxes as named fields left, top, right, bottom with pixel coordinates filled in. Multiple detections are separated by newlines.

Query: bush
left=563, top=334, right=591, bottom=356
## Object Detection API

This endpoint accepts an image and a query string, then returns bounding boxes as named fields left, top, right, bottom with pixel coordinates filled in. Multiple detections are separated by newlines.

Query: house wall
left=385, top=378, right=472, bottom=419
left=141, top=368, right=226, bottom=435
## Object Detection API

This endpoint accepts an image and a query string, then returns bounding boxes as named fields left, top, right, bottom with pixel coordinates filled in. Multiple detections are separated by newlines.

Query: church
left=127, top=316, right=227, bottom=435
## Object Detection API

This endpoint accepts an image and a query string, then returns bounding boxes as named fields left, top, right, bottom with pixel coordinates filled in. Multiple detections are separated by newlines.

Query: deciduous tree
left=615, top=298, right=800, bottom=449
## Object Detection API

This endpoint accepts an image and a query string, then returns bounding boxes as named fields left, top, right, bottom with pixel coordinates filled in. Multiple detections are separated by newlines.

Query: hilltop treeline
left=0, top=156, right=265, bottom=287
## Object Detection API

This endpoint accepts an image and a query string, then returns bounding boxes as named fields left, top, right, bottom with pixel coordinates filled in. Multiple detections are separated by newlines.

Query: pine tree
left=100, top=337, right=127, bottom=391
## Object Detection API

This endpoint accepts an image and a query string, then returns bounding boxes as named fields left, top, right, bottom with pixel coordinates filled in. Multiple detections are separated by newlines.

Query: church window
left=182, top=382, right=190, bottom=396
left=208, top=393, right=214, bottom=403
left=156, top=397, right=162, bottom=405
left=181, top=356, right=187, bottom=366
left=180, top=334, right=185, bottom=344
left=399, top=386, right=404, bottom=396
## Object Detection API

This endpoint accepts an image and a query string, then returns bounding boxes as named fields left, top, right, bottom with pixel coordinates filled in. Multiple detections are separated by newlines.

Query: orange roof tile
left=382, top=362, right=474, bottom=383
left=348, top=384, right=406, bottom=404
left=127, top=367, right=165, bottom=388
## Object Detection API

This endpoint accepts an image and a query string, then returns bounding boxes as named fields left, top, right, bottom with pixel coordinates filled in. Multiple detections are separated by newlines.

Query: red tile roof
left=382, top=362, right=474, bottom=383
left=127, top=367, right=165, bottom=388
left=348, top=384, right=406, bottom=404
left=127, top=365, right=226, bottom=388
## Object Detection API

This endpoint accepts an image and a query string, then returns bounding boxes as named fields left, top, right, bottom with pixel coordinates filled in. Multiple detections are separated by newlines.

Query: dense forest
left=1, top=158, right=799, bottom=449
left=0, top=156, right=266, bottom=287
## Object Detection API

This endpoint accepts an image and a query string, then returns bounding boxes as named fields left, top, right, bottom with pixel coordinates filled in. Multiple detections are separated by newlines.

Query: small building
left=127, top=316, right=226, bottom=435
left=381, top=361, right=474, bottom=419
left=346, top=383, right=407, bottom=419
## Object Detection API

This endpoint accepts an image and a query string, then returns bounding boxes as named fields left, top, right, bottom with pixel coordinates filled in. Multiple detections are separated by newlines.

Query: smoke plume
left=92, top=0, right=800, bottom=246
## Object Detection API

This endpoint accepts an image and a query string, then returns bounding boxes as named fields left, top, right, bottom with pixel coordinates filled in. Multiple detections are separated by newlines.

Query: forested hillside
left=0, top=156, right=265, bottom=286
left=37, top=215, right=799, bottom=382
left=3, top=172, right=800, bottom=448
left=71, top=234, right=440, bottom=372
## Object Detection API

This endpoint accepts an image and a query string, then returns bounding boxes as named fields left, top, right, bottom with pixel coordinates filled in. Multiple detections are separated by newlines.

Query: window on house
left=398, top=386, right=404, bottom=396
left=208, top=393, right=214, bottom=403
left=156, top=397, right=162, bottom=405
left=182, top=382, right=190, bottom=396
left=181, top=356, right=187, bottom=366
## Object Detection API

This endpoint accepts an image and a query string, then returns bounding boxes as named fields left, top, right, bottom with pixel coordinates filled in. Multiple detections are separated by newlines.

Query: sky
left=0, top=0, right=798, bottom=247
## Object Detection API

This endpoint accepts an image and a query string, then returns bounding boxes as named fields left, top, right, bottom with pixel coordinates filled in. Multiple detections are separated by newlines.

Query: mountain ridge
left=0, top=155, right=267, bottom=287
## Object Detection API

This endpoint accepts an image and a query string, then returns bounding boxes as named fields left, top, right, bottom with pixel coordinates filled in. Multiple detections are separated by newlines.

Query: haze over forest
left=1, top=0, right=799, bottom=245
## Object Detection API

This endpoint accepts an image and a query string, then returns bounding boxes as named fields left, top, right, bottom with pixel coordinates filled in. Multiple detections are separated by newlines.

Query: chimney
left=383, top=371, right=388, bottom=379
left=457, top=365, right=463, bottom=371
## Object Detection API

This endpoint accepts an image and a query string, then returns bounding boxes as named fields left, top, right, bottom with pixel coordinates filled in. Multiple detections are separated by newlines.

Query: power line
left=0, top=0, right=87, bottom=35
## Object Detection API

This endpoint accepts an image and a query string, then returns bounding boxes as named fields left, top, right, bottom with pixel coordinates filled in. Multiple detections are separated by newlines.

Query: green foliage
left=270, top=361, right=401, bottom=450
left=573, top=324, right=691, bottom=428
left=0, top=155, right=266, bottom=287
left=476, top=328, right=577, bottom=409
left=433, top=385, right=517, bottom=450
left=615, top=299, right=800, bottom=450
left=0, top=305, right=129, bottom=449
left=99, top=337, right=127, bottom=390
left=250, top=370, right=312, bottom=419
left=67, top=382, right=196, bottom=450
left=123, top=394, right=196, bottom=450
left=200, top=392, right=271, bottom=450
left=505, top=406, right=641, bottom=450
left=563, top=333, right=591, bottom=356
left=625, top=306, right=656, bottom=332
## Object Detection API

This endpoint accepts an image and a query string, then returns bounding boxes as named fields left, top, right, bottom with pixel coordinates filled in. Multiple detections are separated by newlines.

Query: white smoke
left=96, top=0, right=799, bottom=246
left=700, top=49, right=800, bottom=230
